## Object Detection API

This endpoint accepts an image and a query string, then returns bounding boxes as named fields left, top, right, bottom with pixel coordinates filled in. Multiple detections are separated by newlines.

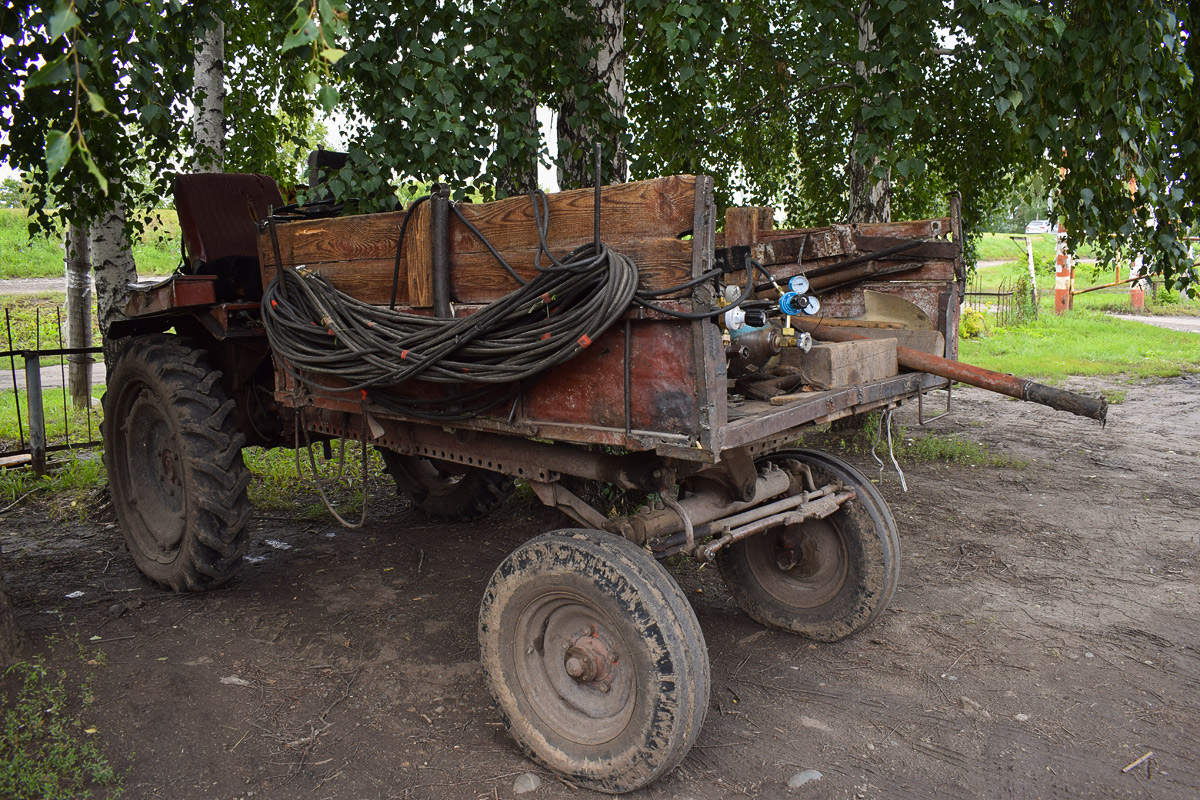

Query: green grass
left=959, top=308, right=1200, bottom=380
left=0, top=208, right=180, bottom=279
left=0, top=293, right=102, bottom=369
left=0, top=658, right=123, bottom=800
left=0, top=385, right=105, bottom=455
left=970, top=258, right=1200, bottom=316
left=974, top=232, right=1096, bottom=263
left=243, top=442, right=388, bottom=518
left=811, top=411, right=1023, bottom=468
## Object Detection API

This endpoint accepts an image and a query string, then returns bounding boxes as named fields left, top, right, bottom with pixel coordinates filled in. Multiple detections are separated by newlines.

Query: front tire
left=102, top=334, right=252, bottom=591
left=479, top=529, right=709, bottom=793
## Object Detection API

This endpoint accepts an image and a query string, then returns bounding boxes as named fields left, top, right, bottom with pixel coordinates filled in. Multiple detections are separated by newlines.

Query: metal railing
left=1, top=305, right=103, bottom=473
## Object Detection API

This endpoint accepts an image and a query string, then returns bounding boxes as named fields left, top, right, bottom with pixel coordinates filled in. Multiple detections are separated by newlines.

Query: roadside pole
left=1054, top=220, right=1074, bottom=314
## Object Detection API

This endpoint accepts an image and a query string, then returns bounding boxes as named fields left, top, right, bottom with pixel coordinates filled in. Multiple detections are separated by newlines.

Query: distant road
left=1123, top=315, right=1200, bottom=334
left=0, top=360, right=106, bottom=391
left=0, top=277, right=81, bottom=295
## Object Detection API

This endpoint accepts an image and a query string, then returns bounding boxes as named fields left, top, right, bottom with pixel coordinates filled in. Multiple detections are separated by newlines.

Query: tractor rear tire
left=102, top=334, right=252, bottom=591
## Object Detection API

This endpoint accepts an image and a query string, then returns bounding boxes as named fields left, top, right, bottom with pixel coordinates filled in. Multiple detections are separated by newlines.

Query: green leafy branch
left=27, top=1, right=112, bottom=195
left=283, top=0, right=349, bottom=112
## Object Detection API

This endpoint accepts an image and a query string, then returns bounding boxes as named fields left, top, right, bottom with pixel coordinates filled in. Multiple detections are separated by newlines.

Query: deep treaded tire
left=480, top=530, right=710, bottom=793
left=380, top=450, right=512, bottom=520
left=715, top=449, right=899, bottom=642
left=102, top=334, right=252, bottom=591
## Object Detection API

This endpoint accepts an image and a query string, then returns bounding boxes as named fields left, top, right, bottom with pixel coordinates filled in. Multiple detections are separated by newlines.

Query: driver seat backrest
left=174, top=172, right=284, bottom=269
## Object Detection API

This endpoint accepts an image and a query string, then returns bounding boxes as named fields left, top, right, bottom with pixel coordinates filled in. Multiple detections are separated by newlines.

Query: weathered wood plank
left=450, top=176, right=698, bottom=254
left=725, top=206, right=773, bottom=247
left=406, top=201, right=433, bottom=307
left=804, top=326, right=946, bottom=357
left=780, top=339, right=898, bottom=390
left=449, top=238, right=694, bottom=303
left=260, top=211, right=406, bottom=268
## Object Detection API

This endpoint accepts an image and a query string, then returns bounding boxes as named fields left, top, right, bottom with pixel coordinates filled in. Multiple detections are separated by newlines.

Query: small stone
left=1015, top=713, right=1030, bottom=722
left=959, top=696, right=991, bottom=720
left=513, top=772, right=542, bottom=794
left=787, top=770, right=823, bottom=788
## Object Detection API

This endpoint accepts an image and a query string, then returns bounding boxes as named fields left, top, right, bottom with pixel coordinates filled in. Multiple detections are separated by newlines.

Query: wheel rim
left=513, top=590, right=636, bottom=746
left=743, top=517, right=848, bottom=609
left=120, top=386, right=187, bottom=564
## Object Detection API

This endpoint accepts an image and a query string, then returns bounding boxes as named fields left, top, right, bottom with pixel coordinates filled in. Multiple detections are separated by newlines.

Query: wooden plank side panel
left=261, top=211, right=406, bottom=268
left=405, top=201, right=433, bottom=307
left=449, top=237, right=694, bottom=303
left=450, top=176, right=698, bottom=254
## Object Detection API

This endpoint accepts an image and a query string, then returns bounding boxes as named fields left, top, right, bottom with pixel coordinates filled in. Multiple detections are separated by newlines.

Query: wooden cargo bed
left=257, top=176, right=962, bottom=459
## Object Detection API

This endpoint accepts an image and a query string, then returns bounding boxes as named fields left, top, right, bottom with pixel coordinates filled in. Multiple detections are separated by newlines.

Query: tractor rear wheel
left=102, top=334, right=252, bottom=591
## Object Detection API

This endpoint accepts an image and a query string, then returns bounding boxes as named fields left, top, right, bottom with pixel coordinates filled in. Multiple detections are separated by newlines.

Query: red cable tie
left=540, top=332, right=551, bottom=341
left=271, top=299, right=277, bottom=307
left=361, top=390, right=368, bottom=401
left=577, top=334, right=592, bottom=348
left=401, top=349, right=409, bottom=359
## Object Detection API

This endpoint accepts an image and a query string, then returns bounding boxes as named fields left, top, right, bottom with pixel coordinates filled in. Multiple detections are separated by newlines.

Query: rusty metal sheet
left=124, top=275, right=217, bottom=317
left=175, top=172, right=284, bottom=264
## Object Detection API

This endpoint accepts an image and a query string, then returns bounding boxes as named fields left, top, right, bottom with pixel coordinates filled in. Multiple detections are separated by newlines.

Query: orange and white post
left=1053, top=220, right=1074, bottom=314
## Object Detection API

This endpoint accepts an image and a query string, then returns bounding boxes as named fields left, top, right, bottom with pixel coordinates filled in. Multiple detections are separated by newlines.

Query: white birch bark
left=89, top=199, right=137, bottom=340
left=847, top=0, right=891, bottom=223
left=557, top=0, right=627, bottom=189
left=192, top=15, right=225, bottom=172
left=63, top=223, right=93, bottom=407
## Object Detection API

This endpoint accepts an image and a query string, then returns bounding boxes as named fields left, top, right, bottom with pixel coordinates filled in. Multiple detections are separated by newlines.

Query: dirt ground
left=3, top=375, right=1198, bottom=800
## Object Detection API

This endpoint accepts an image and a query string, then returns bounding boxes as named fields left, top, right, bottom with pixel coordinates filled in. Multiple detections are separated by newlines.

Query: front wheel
left=479, top=529, right=710, bottom=793
left=102, top=334, right=252, bottom=591
left=715, top=450, right=899, bottom=641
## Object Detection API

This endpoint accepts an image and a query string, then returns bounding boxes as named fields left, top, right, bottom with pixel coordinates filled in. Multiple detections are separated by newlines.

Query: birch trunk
left=192, top=14, right=225, bottom=172
left=64, top=223, right=93, bottom=408
left=90, top=199, right=137, bottom=346
left=847, top=0, right=891, bottom=223
left=557, top=0, right=627, bottom=190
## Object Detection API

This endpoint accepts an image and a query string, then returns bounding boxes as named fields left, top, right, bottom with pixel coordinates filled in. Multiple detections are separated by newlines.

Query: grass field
left=0, top=207, right=180, bottom=279
left=973, top=232, right=1097, bottom=263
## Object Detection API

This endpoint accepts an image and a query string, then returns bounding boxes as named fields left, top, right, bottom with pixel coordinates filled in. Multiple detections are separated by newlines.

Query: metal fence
left=1, top=304, right=104, bottom=473
left=964, top=274, right=1022, bottom=327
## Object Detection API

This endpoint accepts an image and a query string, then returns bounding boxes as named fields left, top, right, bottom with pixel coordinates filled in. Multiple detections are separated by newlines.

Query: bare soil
left=3, top=376, right=1198, bottom=800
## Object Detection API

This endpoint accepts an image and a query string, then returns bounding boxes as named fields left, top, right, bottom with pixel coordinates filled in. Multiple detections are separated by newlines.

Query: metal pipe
left=430, top=184, right=451, bottom=318
left=792, top=319, right=1109, bottom=422
left=1071, top=275, right=1143, bottom=296
left=625, top=467, right=793, bottom=543
left=25, top=354, right=45, bottom=475
left=696, top=490, right=853, bottom=562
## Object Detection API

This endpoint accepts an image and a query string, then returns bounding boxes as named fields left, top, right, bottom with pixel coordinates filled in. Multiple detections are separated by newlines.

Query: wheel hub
left=563, top=628, right=617, bottom=691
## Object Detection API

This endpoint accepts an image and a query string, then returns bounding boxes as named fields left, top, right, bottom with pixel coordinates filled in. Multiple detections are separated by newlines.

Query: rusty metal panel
left=124, top=275, right=217, bottom=317
left=175, top=173, right=284, bottom=265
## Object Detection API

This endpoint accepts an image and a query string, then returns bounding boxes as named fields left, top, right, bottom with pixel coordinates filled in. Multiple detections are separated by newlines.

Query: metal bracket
left=917, top=380, right=952, bottom=425
left=528, top=480, right=609, bottom=530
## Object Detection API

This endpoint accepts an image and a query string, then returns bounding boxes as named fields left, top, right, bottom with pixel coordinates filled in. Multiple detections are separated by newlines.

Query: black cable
left=262, top=189, right=747, bottom=419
